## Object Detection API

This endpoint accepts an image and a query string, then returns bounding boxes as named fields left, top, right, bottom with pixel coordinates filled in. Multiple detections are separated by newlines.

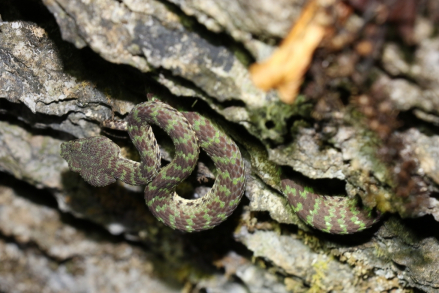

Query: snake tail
left=281, top=179, right=381, bottom=234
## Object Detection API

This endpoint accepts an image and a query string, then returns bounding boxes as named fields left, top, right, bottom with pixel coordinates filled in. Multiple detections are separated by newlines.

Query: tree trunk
left=1, top=0, right=439, bottom=292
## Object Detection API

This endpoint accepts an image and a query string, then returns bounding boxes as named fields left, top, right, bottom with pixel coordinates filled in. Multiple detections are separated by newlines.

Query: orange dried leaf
left=250, top=0, right=335, bottom=104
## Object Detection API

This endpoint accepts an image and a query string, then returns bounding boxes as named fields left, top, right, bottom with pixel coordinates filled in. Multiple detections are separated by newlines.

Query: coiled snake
left=61, top=100, right=380, bottom=234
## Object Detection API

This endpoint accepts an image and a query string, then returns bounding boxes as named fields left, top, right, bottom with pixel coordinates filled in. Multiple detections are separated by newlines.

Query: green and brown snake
left=61, top=99, right=380, bottom=234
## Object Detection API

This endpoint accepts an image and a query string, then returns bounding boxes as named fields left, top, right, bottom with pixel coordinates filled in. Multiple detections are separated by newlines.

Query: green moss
left=243, top=139, right=282, bottom=187
left=373, top=242, right=390, bottom=261
left=344, top=106, right=397, bottom=213
left=309, top=257, right=331, bottom=293
left=248, top=96, right=313, bottom=144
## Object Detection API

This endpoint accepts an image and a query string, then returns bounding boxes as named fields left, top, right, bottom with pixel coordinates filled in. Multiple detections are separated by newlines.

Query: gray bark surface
left=1, top=1, right=439, bottom=292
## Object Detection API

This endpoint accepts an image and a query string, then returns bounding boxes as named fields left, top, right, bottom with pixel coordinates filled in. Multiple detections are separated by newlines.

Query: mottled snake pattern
left=61, top=100, right=380, bottom=234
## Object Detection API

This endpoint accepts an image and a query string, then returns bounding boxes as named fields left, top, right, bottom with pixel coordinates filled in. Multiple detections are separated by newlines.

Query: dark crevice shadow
left=0, top=0, right=52, bottom=24
left=0, top=171, right=59, bottom=208
left=75, top=47, right=151, bottom=105
left=281, top=167, right=347, bottom=196
left=399, top=214, right=439, bottom=241
left=0, top=102, right=77, bottom=141
left=397, top=109, right=439, bottom=136
left=182, top=195, right=253, bottom=265
left=143, top=65, right=250, bottom=112
left=0, top=99, right=73, bottom=136
left=0, top=172, right=125, bottom=244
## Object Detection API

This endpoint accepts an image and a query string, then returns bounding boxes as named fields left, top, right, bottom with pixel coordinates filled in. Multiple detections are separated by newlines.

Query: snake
left=60, top=99, right=380, bottom=234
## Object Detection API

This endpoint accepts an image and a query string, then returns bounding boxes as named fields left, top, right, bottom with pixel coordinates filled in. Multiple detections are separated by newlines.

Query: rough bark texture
left=1, top=0, right=439, bottom=292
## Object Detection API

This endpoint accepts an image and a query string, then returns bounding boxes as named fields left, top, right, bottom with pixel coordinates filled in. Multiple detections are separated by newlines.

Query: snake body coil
left=61, top=100, right=379, bottom=234
left=61, top=100, right=245, bottom=232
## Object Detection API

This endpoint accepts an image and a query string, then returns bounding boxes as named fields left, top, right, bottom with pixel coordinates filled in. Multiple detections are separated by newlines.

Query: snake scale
left=61, top=100, right=380, bottom=234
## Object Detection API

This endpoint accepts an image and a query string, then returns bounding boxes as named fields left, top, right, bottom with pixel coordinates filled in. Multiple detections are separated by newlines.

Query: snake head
left=60, top=136, right=119, bottom=187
